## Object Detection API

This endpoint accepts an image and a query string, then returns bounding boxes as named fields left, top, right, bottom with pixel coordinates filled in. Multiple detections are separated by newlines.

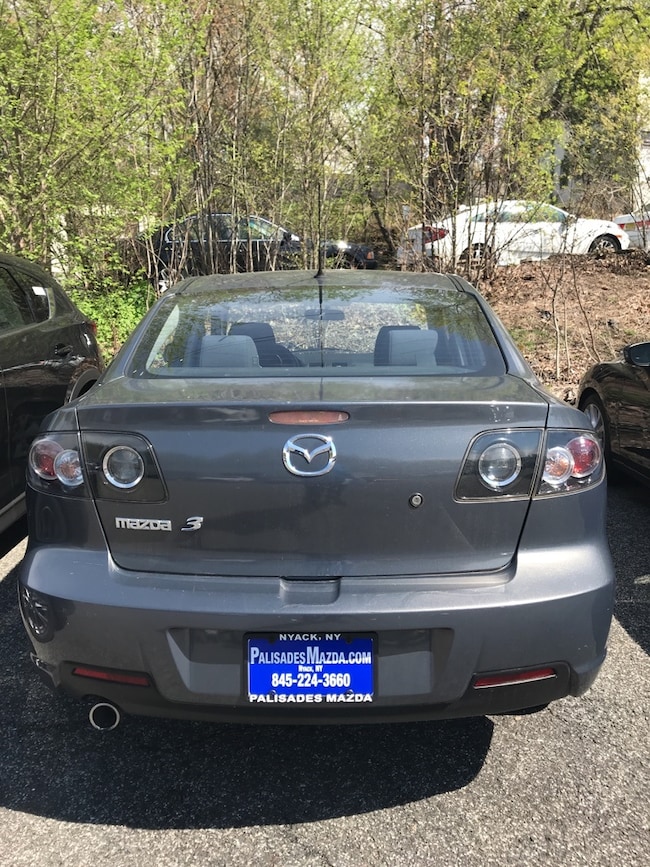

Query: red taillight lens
left=568, top=435, right=601, bottom=478
left=30, top=439, right=63, bottom=480
left=422, top=226, right=448, bottom=244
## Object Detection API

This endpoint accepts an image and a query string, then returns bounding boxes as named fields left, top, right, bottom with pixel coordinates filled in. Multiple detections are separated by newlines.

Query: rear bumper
left=19, top=540, right=614, bottom=724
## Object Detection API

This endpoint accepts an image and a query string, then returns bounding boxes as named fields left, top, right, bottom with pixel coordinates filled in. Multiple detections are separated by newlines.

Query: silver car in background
left=19, top=270, right=614, bottom=729
left=614, top=204, right=650, bottom=250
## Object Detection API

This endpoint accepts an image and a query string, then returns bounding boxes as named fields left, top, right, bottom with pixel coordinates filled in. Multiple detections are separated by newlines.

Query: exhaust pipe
left=88, top=701, right=121, bottom=731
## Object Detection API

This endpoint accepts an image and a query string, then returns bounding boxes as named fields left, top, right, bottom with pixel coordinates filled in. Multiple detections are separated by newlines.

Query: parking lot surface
left=0, top=486, right=648, bottom=867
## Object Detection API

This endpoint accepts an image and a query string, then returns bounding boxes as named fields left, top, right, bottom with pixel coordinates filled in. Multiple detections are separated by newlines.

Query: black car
left=0, top=252, right=104, bottom=533
left=147, top=214, right=377, bottom=285
left=578, top=341, right=650, bottom=485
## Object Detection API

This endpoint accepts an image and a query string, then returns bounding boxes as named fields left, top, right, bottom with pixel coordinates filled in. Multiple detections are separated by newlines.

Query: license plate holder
left=247, top=633, right=374, bottom=705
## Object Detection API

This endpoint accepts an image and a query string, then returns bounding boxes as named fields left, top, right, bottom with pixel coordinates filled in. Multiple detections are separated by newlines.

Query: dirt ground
left=479, top=248, right=650, bottom=402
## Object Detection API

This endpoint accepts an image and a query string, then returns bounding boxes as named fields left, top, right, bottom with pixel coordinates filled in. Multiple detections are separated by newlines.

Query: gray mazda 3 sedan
left=19, top=270, right=614, bottom=729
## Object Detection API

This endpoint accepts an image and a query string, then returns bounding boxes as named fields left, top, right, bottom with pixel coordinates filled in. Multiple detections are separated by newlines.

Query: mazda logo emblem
left=282, top=434, right=336, bottom=477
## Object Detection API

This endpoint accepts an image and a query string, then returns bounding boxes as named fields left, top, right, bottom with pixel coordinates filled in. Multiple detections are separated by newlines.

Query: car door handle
left=53, top=343, right=74, bottom=358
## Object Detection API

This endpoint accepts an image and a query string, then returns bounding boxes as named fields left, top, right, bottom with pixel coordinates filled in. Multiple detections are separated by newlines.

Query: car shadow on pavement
left=0, top=564, right=492, bottom=830
left=0, top=517, right=27, bottom=559
left=607, top=481, right=650, bottom=656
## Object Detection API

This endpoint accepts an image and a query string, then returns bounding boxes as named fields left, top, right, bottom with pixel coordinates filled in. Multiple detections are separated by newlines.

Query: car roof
left=0, top=251, right=53, bottom=279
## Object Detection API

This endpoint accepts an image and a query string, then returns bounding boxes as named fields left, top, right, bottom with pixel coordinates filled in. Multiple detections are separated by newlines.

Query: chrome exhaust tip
left=88, top=701, right=121, bottom=731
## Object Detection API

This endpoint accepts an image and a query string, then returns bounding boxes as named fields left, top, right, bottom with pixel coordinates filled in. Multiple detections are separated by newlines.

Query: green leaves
left=0, top=0, right=648, bottom=299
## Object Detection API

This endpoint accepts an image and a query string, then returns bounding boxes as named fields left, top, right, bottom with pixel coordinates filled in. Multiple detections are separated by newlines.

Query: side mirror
left=623, top=341, right=650, bottom=367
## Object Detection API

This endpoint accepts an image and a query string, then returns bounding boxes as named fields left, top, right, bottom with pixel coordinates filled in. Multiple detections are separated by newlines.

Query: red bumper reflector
left=473, top=667, right=556, bottom=689
left=269, top=410, right=350, bottom=425
left=72, top=666, right=150, bottom=687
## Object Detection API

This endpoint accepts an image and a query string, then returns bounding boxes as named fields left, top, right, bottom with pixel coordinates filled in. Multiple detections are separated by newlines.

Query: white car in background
left=428, top=200, right=630, bottom=267
left=614, top=205, right=650, bottom=250
left=396, top=223, right=447, bottom=267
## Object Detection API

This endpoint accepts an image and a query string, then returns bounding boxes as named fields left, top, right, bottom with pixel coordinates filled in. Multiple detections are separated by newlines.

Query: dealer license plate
left=247, top=633, right=374, bottom=705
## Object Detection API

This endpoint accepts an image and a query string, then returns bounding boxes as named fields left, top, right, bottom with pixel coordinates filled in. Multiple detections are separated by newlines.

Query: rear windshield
left=128, top=283, right=505, bottom=377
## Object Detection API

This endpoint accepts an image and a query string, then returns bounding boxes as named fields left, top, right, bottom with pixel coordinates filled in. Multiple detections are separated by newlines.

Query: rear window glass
left=128, top=282, right=505, bottom=377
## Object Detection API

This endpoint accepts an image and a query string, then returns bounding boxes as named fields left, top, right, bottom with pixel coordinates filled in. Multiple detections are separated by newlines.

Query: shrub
left=68, top=278, right=154, bottom=361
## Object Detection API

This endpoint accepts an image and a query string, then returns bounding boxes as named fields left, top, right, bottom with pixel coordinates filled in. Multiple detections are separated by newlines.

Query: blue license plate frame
left=247, top=633, right=375, bottom=705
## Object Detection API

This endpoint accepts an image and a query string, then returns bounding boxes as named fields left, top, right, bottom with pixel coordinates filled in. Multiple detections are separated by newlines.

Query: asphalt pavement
left=0, top=485, right=648, bottom=867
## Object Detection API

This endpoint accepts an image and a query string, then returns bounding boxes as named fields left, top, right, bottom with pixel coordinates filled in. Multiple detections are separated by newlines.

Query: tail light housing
left=29, top=434, right=88, bottom=497
left=456, top=428, right=603, bottom=501
left=538, top=431, right=602, bottom=494
left=422, top=226, right=448, bottom=244
left=28, top=432, right=167, bottom=502
left=456, top=430, right=542, bottom=500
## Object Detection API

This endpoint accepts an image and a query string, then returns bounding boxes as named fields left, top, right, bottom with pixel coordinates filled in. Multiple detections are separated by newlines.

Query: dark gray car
left=0, top=253, right=103, bottom=534
left=19, top=270, right=613, bottom=729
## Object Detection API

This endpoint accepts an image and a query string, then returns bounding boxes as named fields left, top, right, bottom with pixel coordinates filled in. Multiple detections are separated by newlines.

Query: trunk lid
left=78, top=375, right=549, bottom=577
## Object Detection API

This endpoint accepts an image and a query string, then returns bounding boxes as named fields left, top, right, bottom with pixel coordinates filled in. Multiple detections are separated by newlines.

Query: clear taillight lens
left=102, top=446, right=145, bottom=489
left=53, top=449, right=84, bottom=487
left=456, top=430, right=542, bottom=500
left=477, top=442, right=522, bottom=490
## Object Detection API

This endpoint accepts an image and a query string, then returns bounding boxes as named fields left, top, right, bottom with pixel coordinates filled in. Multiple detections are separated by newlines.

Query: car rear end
left=614, top=209, right=650, bottom=250
left=19, top=271, right=614, bottom=725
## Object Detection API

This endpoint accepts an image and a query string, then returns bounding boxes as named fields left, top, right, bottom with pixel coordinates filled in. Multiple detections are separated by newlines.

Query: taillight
left=477, top=442, right=522, bottom=490
left=81, top=431, right=167, bottom=502
left=29, top=432, right=167, bottom=502
left=29, top=435, right=87, bottom=494
left=456, top=428, right=603, bottom=501
left=537, top=431, right=602, bottom=495
left=422, top=226, right=448, bottom=244
left=30, top=439, right=64, bottom=480
left=456, top=430, right=542, bottom=500
left=102, top=446, right=145, bottom=489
